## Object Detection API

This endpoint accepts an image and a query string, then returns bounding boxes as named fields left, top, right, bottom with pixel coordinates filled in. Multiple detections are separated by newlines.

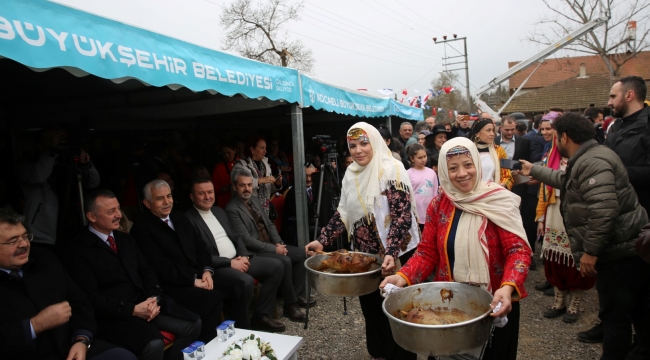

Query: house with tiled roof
left=502, top=52, right=650, bottom=115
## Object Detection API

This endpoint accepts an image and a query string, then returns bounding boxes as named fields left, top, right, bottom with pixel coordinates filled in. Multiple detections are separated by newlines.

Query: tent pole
left=386, top=116, right=392, bottom=134
left=291, top=104, right=309, bottom=248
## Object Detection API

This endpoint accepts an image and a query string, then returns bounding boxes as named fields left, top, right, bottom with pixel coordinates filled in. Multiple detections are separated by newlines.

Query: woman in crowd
left=533, top=113, right=594, bottom=323
left=424, top=124, right=449, bottom=167
left=469, top=119, right=513, bottom=189
left=267, top=139, right=292, bottom=188
left=382, top=137, right=532, bottom=360
left=378, top=127, right=401, bottom=161
left=232, top=136, right=282, bottom=215
left=406, top=144, right=438, bottom=233
left=417, top=130, right=430, bottom=146
left=305, top=122, right=420, bottom=360
left=211, top=142, right=239, bottom=208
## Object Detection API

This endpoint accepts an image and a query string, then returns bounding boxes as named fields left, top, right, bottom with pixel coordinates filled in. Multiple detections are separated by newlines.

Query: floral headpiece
left=446, top=145, right=471, bottom=160
left=347, top=128, right=369, bottom=143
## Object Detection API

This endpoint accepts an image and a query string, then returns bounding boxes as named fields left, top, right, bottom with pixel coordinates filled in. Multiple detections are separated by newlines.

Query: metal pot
left=382, top=282, right=493, bottom=357
left=304, top=252, right=382, bottom=297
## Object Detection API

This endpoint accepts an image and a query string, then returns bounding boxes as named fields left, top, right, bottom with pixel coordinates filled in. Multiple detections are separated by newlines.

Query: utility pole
left=433, top=35, right=472, bottom=113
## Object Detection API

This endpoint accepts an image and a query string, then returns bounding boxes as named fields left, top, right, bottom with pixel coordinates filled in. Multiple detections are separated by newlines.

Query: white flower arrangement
left=219, top=334, right=277, bottom=360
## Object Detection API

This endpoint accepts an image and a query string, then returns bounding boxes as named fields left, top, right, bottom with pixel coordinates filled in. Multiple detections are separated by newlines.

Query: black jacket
left=0, top=247, right=96, bottom=360
left=185, top=206, right=252, bottom=269
left=66, top=228, right=198, bottom=321
left=496, top=134, right=531, bottom=199
left=130, top=211, right=214, bottom=288
left=523, top=131, right=548, bottom=196
left=605, top=106, right=650, bottom=213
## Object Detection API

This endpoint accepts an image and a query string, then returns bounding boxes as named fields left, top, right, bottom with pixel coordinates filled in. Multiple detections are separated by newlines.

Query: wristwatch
left=74, top=337, right=91, bottom=349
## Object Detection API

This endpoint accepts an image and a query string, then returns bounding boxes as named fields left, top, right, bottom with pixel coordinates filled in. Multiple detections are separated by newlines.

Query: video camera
left=311, top=135, right=338, bottom=155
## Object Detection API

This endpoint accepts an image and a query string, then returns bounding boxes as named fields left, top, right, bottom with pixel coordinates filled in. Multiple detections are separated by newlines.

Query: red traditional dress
left=398, top=194, right=531, bottom=300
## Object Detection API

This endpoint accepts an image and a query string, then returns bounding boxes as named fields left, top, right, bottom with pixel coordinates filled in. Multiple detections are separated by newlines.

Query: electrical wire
left=299, top=17, right=437, bottom=62
left=285, top=29, right=433, bottom=69
left=392, top=0, right=453, bottom=34
left=303, top=1, right=442, bottom=57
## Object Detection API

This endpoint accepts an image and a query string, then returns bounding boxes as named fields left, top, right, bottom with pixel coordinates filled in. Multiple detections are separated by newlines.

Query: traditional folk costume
left=536, top=135, right=596, bottom=321
left=398, top=137, right=531, bottom=360
left=318, top=122, right=420, bottom=360
left=469, top=119, right=514, bottom=190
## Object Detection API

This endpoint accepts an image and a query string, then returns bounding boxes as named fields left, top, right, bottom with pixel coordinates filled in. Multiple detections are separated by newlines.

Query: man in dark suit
left=65, top=190, right=201, bottom=360
left=496, top=115, right=531, bottom=194
left=130, top=180, right=247, bottom=340
left=283, top=165, right=317, bottom=246
left=226, top=168, right=312, bottom=321
left=185, top=178, right=290, bottom=329
left=521, top=114, right=550, bottom=271
left=0, top=209, right=135, bottom=360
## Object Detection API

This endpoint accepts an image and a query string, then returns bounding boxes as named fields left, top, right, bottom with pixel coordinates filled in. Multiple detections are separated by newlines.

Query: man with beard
left=226, top=168, right=309, bottom=322
left=521, top=113, right=650, bottom=360
left=0, top=209, right=135, bottom=360
left=605, top=76, right=650, bottom=213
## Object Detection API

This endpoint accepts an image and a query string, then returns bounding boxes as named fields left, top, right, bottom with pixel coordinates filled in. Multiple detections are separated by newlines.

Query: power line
left=405, top=66, right=439, bottom=89
left=303, top=1, right=441, bottom=57
left=285, top=29, right=433, bottom=69
left=372, top=0, right=441, bottom=35
left=299, top=17, right=437, bottom=63
left=393, top=0, right=453, bottom=34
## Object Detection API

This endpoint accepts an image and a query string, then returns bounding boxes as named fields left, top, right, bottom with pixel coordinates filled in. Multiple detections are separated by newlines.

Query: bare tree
left=422, top=72, right=472, bottom=120
left=220, top=0, right=314, bottom=73
left=526, top=0, right=650, bottom=76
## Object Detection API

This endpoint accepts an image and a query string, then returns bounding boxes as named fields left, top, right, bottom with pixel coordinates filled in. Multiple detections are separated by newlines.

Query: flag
left=448, top=110, right=453, bottom=118
left=377, top=88, right=393, bottom=96
left=421, top=93, right=431, bottom=103
left=400, top=98, right=404, bottom=103
left=432, top=107, right=437, bottom=116
left=357, top=88, right=368, bottom=92
left=454, top=110, right=458, bottom=117
left=409, top=97, right=418, bottom=107
left=443, top=86, right=454, bottom=94
left=401, top=89, right=408, bottom=95
left=413, top=89, right=419, bottom=93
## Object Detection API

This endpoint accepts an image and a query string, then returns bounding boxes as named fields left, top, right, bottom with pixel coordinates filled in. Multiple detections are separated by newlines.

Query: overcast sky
left=53, top=0, right=595, bottom=98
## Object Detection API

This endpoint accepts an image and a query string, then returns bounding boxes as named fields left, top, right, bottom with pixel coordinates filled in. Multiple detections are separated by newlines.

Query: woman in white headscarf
left=381, top=137, right=532, bottom=360
left=305, top=122, right=421, bottom=360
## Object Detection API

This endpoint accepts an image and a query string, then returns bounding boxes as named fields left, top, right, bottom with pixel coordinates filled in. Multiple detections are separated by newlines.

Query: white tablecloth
left=204, top=328, right=304, bottom=360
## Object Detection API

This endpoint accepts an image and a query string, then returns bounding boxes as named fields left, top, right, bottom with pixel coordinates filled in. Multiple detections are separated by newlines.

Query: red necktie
left=107, top=235, right=118, bottom=253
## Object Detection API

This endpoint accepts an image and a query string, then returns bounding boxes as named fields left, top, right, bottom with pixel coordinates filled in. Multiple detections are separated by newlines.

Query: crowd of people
left=1, top=76, right=649, bottom=360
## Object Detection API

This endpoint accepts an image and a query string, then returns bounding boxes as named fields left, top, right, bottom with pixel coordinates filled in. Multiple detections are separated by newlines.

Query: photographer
left=584, top=107, right=605, bottom=144
left=16, top=129, right=100, bottom=247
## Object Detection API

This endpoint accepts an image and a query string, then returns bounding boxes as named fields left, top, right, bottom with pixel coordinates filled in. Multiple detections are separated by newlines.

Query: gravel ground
left=271, top=250, right=603, bottom=360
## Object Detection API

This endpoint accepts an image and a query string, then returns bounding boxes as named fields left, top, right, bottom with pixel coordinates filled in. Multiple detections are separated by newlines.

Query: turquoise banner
left=0, top=0, right=300, bottom=102
left=390, top=99, right=425, bottom=121
left=301, top=74, right=423, bottom=120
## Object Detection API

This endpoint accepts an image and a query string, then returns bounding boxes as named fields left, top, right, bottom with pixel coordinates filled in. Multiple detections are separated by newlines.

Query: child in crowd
left=406, top=144, right=439, bottom=232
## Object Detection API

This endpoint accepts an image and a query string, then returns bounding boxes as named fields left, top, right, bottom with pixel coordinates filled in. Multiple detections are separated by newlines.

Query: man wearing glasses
left=0, top=209, right=135, bottom=360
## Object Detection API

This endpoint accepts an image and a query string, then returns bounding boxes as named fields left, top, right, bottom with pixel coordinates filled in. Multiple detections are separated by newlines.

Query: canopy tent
left=0, top=0, right=423, bottom=248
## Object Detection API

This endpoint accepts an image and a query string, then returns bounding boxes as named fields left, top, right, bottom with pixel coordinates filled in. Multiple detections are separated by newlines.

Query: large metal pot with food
left=382, top=282, right=493, bottom=357
left=304, top=250, right=383, bottom=297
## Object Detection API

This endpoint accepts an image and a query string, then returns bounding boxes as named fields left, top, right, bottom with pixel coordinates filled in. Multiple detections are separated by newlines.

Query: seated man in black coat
left=65, top=190, right=202, bottom=360
left=0, top=209, right=135, bottom=360
left=130, top=180, right=247, bottom=339
left=226, top=168, right=312, bottom=321
left=185, top=178, right=289, bottom=329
